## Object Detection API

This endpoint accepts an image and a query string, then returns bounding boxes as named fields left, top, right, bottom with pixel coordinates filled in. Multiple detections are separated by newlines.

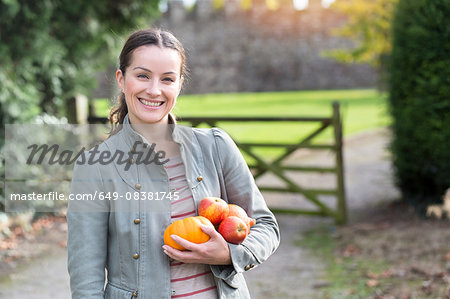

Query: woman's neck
left=129, top=119, right=180, bottom=158
left=129, top=117, right=171, bottom=142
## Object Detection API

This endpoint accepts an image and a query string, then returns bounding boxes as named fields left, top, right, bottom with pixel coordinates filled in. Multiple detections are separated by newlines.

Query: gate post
left=333, top=101, right=347, bottom=224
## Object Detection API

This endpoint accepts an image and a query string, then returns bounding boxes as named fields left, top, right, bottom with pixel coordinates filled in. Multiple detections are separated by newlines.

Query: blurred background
left=1, top=0, right=449, bottom=298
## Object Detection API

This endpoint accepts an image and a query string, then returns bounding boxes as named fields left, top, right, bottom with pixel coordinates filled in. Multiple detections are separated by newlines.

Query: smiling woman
left=66, top=28, right=280, bottom=299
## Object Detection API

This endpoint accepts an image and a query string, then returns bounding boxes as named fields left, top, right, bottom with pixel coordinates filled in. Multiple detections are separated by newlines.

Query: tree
left=326, top=0, right=398, bottom=69
left=0, top=0, right=160, bottom=126
left=0, top=0, right=161, bottom=211
left=389, top=0, right=450, bottom=211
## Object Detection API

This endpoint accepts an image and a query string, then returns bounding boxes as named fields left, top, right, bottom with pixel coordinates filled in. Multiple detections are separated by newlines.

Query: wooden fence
left=88, top=101, right=347, bottom=224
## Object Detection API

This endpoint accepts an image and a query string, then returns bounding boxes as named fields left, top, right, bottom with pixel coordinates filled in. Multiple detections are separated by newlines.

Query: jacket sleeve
left=209, top=128, right=280, bottom=280
left=66, top=157, right=109, bottom=299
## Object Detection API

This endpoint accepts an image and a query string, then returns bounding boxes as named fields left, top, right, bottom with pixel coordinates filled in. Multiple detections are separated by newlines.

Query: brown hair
left=109, top=28, right=187, bottom=133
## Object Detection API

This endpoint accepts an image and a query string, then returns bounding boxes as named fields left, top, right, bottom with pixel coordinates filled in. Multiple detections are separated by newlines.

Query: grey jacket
left=67, top=116, right=280, bottom=299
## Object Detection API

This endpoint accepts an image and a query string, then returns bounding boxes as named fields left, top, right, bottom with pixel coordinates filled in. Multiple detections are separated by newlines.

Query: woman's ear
left=116, top=69, right=124, bottom=92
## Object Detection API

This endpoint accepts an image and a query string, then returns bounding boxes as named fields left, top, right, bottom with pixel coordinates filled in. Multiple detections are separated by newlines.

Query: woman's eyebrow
left=133, top=66, right=177, bottom=75
left=133, top=66, right=152, bottom=72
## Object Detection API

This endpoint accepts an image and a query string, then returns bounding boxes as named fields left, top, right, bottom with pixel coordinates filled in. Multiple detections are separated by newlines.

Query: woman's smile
left=138, top=97, right=165, bottom=109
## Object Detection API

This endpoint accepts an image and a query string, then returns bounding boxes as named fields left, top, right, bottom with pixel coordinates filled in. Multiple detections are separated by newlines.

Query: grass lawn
left=94, top=89, right=390, bottom=160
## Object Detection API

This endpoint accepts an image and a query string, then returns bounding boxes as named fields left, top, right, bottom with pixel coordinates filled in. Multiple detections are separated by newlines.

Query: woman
left=67, top=28, right=280, bottom=299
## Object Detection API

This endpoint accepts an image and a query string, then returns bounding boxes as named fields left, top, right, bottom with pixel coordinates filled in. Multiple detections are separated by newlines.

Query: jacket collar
left=120, top=114, right=184, bottom=148
left=105, top=114, right=205, bottom=192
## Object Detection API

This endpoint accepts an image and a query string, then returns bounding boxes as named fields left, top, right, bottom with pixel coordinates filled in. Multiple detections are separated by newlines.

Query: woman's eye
left=163, top=78, right=175, bottom=82
left=137, top=74, right=149, bottom=79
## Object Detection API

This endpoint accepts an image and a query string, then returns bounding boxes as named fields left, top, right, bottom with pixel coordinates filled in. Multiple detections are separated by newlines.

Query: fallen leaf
left=382, top=269, right=392, bottom=278
left=4, top=257, right=14, bottom=263
left=0, top=240, right=17, bottom=250
left=343, top=244, right=360, bottom=257
left=444, top=252, right=450, bottom=261
left=367, top=271, right=380, bottom=279
left=366, top=279, right=379, bottom=287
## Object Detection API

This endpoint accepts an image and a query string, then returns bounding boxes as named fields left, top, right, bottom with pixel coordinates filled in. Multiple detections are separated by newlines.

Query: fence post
left=66, top=94, right=89, bottom=124
left=333, top=101, right=347, bottom=224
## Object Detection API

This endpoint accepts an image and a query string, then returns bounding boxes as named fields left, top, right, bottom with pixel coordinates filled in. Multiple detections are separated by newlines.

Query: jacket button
left=197, top=176, right=203, bottom=182
left=244, top=265, right=251, bottom=271
left=132, top=291, right=138, bottom=297
left=134, top=218, right=141, bottom=224
left=129, top=158, right=135, bottom=164
left=250, top=263, right=255, bottom=268
left=133, top=253, right=140, bottom=259
left=135, top=183, right=141, bottom=190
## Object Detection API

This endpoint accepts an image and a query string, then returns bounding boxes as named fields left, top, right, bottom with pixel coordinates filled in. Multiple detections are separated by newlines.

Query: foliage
left=211, top=0, right=289, bottom=11
left=326, top=0, right=398, bottom=68
left=0, top=0, right=161, bottom=211
left=0, top=0, right=160, bottom=127
left=389, top=0, right=450, bottom=210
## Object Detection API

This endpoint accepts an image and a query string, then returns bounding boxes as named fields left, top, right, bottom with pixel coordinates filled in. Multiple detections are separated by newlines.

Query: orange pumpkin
left=163, top=216, right=214, bottom=251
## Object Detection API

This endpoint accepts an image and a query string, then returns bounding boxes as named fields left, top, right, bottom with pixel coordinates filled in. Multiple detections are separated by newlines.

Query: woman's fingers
left=163, top=244, right=189, bottom=261
left=200, top=224, right=220, bottom=239
left=162, top=229, right=231, bottom=265
left=170, top=235, right=197, bottom=251
left=163, top=235, right=199, bottom=263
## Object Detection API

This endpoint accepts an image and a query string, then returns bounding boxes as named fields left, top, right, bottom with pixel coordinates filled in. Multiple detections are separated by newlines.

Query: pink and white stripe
left=164, top=155, right=218, bottom=299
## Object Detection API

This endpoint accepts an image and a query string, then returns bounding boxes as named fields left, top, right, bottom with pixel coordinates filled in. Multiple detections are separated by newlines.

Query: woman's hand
left=162, top=224, right=232, bottom=265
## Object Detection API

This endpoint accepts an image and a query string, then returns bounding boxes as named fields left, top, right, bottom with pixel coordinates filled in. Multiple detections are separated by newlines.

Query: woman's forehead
left=129, top=45, right=182, bottom=70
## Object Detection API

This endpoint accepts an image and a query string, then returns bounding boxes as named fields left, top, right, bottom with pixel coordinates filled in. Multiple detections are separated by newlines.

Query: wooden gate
left=88, top=101, right=346, bottom=224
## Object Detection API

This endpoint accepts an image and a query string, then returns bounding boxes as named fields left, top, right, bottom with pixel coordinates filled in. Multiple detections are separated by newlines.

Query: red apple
left=228, top=204, right=256, bottom=230
left=218, top=216, right=249, bottom=244
left=198, top=197, right=229, bottom=225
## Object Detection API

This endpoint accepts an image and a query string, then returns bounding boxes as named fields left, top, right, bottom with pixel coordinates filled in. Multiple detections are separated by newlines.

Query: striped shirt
left=165, top=156, right=218, bottom=299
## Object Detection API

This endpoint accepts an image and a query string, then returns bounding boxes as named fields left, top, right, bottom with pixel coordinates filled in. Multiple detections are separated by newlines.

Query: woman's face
left=116, top=45, right=183, bottom=125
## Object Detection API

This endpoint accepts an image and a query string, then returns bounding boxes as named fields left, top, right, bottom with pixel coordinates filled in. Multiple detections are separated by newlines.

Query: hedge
left=389, top=0, right=450, bottom=211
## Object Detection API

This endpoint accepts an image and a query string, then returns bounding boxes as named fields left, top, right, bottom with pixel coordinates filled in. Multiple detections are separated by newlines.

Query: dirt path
left=0, top=247, right=69, bottom=299
left=245, top=128, right=400, bottom=298
left=0, top=128, right=399, bottom=298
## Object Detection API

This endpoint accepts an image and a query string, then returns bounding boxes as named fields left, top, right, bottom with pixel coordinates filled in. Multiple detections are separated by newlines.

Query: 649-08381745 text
left=8, top=191, right=180, bottom=201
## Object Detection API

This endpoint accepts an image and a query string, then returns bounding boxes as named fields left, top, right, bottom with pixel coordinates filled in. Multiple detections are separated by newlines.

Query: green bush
left=389, top=0, right=450, bottom=211
left=0, top=0, right=161, bottom=212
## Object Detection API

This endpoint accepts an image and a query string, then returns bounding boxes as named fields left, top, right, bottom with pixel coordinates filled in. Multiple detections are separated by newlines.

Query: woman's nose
left=145, top=80, right=162, bottom=97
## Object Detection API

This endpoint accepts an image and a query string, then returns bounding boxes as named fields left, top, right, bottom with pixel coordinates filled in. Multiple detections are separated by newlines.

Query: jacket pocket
left=104, top=282, right=134, bottom=299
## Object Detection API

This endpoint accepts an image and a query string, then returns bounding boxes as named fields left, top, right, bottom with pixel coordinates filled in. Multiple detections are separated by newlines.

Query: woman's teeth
left=139, top=98, right=163, bottom=107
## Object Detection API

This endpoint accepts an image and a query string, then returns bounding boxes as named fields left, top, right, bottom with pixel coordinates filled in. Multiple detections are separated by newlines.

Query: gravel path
left=0, top=128, right=400, bottom=299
